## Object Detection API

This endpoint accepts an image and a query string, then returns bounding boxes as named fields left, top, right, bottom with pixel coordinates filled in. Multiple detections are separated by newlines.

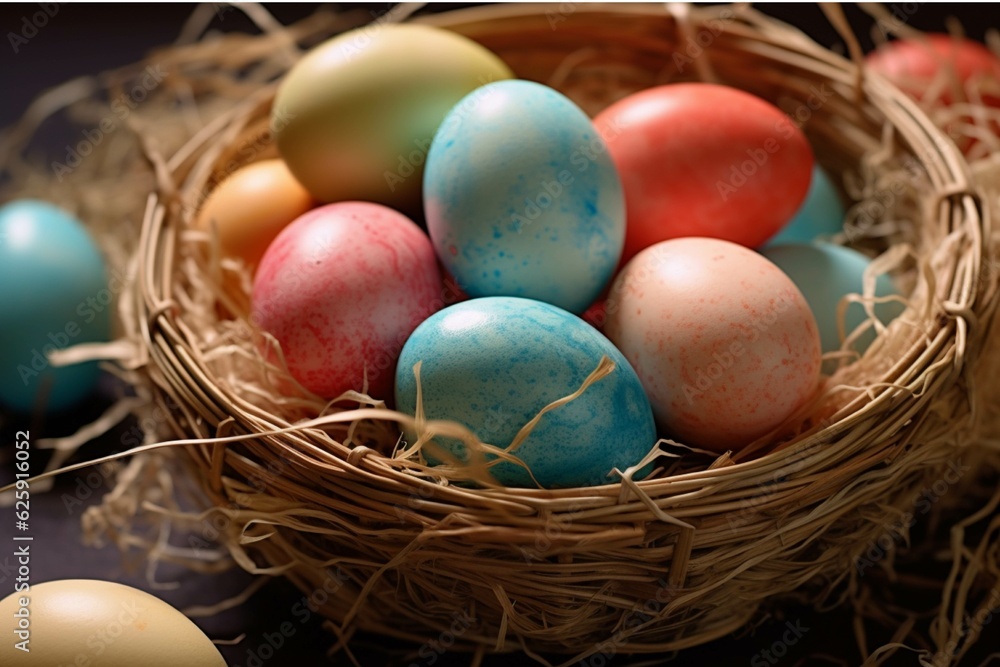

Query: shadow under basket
left=118, top=3, right=998, bottom=662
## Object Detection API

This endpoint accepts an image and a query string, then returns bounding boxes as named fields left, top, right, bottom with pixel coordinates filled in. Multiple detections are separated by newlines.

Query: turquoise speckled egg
left=423, top=80, right=626, bottom=314
left=761, top=242, right=903, bottom=356
left=0, top=200, right=110, bottom=412
left=395, top=297, right=656, bottom=488
left=766, top=165, right=845, bottom=246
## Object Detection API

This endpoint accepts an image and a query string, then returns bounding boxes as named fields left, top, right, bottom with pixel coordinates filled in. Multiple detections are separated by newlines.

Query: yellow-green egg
left=272, top=24, right=513, bottom=212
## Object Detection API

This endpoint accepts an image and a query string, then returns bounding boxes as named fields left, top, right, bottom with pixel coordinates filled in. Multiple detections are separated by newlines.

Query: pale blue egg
left=0, top=200, right=110, bottom=412
left=423, top=80, right=625, bottom=314
left=766, top=165, right=845, bottom=246
left=395, top=297, right=656, bottom=488
left=761, top=243, right=903, bottom=356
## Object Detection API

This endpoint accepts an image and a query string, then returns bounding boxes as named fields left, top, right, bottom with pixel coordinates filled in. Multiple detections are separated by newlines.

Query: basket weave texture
left=112, top=3, right=998, bottom=661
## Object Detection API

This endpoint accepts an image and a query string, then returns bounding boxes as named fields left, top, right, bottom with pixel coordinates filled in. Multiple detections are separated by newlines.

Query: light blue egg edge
left=394, top=296, right=656, bottom=488
left=423, top=80, right=626, bottom=315
left=0, top=200, right=111, bottom=412
left=766, top=165, right=845, bottom=247
left=761, top=242, right=903, bottom=356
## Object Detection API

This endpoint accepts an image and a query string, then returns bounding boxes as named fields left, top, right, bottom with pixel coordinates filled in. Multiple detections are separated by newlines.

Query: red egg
left=866, top=34, right=1000, bottom=107
left=594, top=83, right=814, bottom=263
left=252, top=202, right=443, bottom=400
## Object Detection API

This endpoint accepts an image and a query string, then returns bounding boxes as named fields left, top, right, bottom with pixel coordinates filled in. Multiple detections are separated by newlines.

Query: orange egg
left=195, top=159, right=314, bottom=270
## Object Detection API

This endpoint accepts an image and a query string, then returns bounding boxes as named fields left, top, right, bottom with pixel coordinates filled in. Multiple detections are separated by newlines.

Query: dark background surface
left=1, top=3, right=999, bottom=666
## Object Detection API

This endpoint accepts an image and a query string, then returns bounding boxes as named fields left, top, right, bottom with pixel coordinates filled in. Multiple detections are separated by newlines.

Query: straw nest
left=8, top=3, right=1000, bottom=665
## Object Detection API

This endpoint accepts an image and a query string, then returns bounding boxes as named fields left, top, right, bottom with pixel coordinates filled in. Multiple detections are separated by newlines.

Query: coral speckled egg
left=424, top=80, right=626, bottom=314
left=195, top=159, right=313, bottom=269
left=395, top=297, right=656, bottom=488
left=594, top=83, right=814, bottom=263
left=605, top=238, right=821, bottom=451
left=766, top=165, right=845, bottom=246
left=0, top=579, right=225, bottom=667
left=252, top=202, right=443, bottom=400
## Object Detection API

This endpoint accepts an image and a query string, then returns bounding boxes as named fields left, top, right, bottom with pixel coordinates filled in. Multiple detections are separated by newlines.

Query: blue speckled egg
left=767, top=165, right=845, bottom=246
left=0, top=200, right=110, bottom=412
left=395, top=296, right=656, bottom=488
left=761, top=242, right=903, bottom=356
left=423, top=80, right=626, bottom=314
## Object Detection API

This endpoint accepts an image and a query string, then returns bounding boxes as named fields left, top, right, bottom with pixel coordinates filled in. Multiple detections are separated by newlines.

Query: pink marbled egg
left=604, top=237, right=821, bottom=452
left=252, top=202, right=443, bottom=400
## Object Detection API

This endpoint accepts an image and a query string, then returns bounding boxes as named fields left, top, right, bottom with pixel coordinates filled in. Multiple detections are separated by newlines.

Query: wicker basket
left=114, top=3, right=997, bottom=662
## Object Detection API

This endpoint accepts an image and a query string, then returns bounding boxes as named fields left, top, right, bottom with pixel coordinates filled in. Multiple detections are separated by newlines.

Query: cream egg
left=0, top=579, right=226, bottom=667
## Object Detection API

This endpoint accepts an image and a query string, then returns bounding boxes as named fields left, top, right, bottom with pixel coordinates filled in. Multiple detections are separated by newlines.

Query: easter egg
left=760, top=243, right=903, bottom=357
left=767, top=165, right=845, bottom=246
left=395, top=296, right=656, bottom=488
left=605, top=238, right=821, bottom=451
left=252, top=202, right=443, bottom=400
left=424, top=80, right=626, bottom=314
left=273, top=24, right=513, bottom=211
left=866, top=34, right=1000, bottom=107
left=0, top=580, right=225, bottom=667
left=0, top=200, right=110, bottom=412
left=594, top=83, right=814, bottom=262
left=195, top=159, right=313, bottom=269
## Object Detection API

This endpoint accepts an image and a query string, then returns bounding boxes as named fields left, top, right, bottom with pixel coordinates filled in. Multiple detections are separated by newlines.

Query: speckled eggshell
left=605, top=238, right=822, bottom=452
left=252, top=202, right=443, bottom=400
left=0, top=580, right=225, bottom=667
left=394, top=296, right=656, bottom=488
left=424, top=80, right=626, bottom=314
left=766, top=165, right=845, bottom=246
left=761, top=242, right=903, bottom=356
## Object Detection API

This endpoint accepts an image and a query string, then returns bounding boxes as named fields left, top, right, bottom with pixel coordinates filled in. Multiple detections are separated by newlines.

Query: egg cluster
left=18, top=25, right=976, bottom=490
left=201, top=24, right=914, bottom=489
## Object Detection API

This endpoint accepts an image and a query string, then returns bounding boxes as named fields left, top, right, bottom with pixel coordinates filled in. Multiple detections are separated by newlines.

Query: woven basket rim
left=114, top=2, right=997, bottom=658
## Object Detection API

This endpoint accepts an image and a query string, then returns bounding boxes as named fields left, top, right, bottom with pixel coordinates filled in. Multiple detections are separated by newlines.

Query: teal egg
left=395, top=296, right=656, bottom=488
left=767, top=165, right=845, bottom=246
left=423, top=80, right=626, bottom=314
left=0, top=200, right=110, bottom=412
left=761, top=243, right=903, bottom=356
